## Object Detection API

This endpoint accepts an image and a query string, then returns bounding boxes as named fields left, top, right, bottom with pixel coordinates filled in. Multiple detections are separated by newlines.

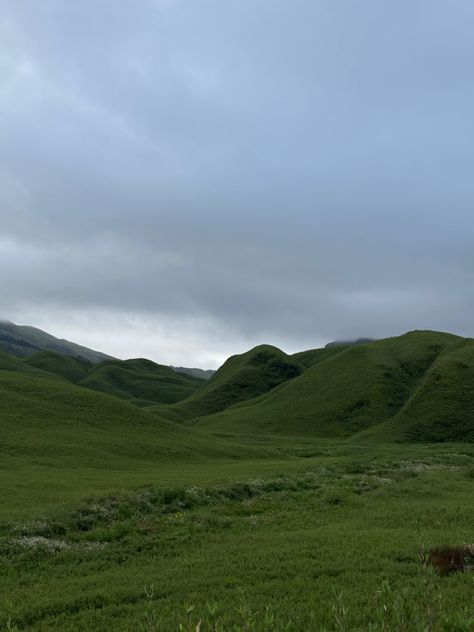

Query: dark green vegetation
left=2, top=445, right=474, bottom=631
left=1, top=329, right=474, bottom=630
left=190, top=331, right=474, bottom=442
left=153, top=345, right=303, bottom=422
left=73, top=358, right=205, bottom=406
left=5, top=350, right=205, bottom=406
left=0, top=321, right=113, bottom=363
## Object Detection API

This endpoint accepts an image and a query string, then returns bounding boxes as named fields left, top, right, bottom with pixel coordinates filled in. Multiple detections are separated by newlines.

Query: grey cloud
left=1, top=0, right=474, bottom=364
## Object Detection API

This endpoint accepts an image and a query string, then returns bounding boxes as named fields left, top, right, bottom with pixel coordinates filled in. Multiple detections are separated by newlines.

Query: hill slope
left=24, top=350, right=92, bottom=383
left=23, top=351, right=205, bottom=406
left=0, top=349, right=66, bottom=381
left=171, top=366, right=216, bottom=380
left=0, top=321, right=113, bottom=362
left=80, top=358, right=205, bottom=406
left=194, top=331, right=472, bottom=441
left=364, top=338, right=474, bottom=442
left=152, top=345, right=303, bottom=422
left=0, top=370, right=262, bottom=473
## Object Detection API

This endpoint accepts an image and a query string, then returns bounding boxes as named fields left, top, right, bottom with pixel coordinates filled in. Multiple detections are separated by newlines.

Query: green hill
left=291, top=344, right=351, bottom=369
left=0, top=320, right=113, bottom=362
left=365, top=338, right=474, bottom=442
left=24, top=350, right=92, bottom=383
left=0, top=370, right=261, bottom=473
left=3, top=328, right=474, bottom=446
left=152, top=345, right=303, bottom=422
left=79, top=358, right=205, bottom=406
left=20, top=352, right=205, bottom=406
left=193, top=331, right=472, bottom=441
left=0, top=348, right=65, bottom=381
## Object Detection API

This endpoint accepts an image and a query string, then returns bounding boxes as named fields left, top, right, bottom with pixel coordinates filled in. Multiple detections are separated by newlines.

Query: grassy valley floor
left=1, top=441, right=474, bottom=631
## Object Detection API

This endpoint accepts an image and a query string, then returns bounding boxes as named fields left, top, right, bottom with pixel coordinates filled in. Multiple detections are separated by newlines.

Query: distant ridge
left=170, top=366, right=215, bottom=380
left=325, top=337, right=375, bottom=348
left=0, top=321, right=114, bottom=363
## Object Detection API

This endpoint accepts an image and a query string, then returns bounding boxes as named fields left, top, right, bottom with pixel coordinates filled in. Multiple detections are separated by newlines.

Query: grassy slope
left=24, top=350, right=92, bottom=383
left=0, top=371, right=240, bottom=466
left=0, top=369, right=279, bottom=516
left=22, top=352, right=204, bottom=406
left=80, top=358, right=204, bottom=406
left=363, top=338, right=474, bottom=442
left=194, top=331, right=465, bottom=439
left=0, top=321, right=112, bottom=362
left=291, top=344, right=351, bottom=369
left=0, top=349, right=65, bottom=381
left=150, top=345, right=303, bottom=422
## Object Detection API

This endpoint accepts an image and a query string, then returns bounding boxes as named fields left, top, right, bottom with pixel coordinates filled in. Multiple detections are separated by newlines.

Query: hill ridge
left=190, top=330, right=473, bottom=442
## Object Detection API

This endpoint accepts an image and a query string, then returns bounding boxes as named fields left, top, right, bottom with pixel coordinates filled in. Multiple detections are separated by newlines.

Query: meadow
left=1, top=331, right=474, bottom=630
left=2, top=440, right=474, bottom=631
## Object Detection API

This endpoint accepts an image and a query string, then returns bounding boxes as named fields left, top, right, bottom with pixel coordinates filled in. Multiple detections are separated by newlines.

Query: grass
left=1, top=443, right=474, bottom=630
left=151, top=345, right=303, bottom=422
left=0, top=321, right=112, bottom=363
left=0, top=369, right=282, bottom=517
left=15, top=352, right=206, bottom=406
left=2, top=331, right=474, bottom=629
left=192, top=331, right=474, bottom=441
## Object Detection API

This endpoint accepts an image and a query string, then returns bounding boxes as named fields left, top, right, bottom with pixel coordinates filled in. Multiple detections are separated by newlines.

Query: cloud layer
left=2, top=1, right=474, bottom=366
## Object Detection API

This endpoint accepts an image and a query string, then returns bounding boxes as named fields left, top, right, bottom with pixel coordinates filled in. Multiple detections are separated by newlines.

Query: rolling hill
left=190, top=331, right=474, bottom=442
left=23, top=351, right=205, bottom=406
left=0, top=320, right=113, bottom=362
left=151, top=344, right=303, bottom=422
left=0, top=369, right=264, bottom=474
left=2, top=327, right=474, bottom=445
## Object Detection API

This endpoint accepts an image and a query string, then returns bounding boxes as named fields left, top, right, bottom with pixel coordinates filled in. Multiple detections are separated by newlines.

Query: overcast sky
left=1, top=1, right=474, bottom=368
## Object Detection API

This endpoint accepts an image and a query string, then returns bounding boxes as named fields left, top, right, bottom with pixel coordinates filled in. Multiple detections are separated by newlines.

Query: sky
left=1, top=0, right=474, bottom=368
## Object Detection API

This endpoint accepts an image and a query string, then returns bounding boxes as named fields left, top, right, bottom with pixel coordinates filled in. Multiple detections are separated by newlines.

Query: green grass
left=2, top=443, right=474, bottom=630
left=0, top=370, right=279, bottom=518
left=0, top=350, right=64, bottom=381
left=24, top=351, right=92, bottom=383
left=2, top=331, right=474, bottom=629
left=20, top=352, right=206, bottom=406
left=79, top=358, right=205, bottom=406
left=151, top=345, right=303, bottom=422
left=291, top=344, right=351, bottom=369
left=193, top=331, right=474, bottom=441
left=0, top=321, right=112, bottom=362
left=376, top=338, right=474, bottom=441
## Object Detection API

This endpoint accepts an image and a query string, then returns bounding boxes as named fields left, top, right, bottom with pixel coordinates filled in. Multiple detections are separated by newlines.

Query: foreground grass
left=1, top=443, right=474, bottom=630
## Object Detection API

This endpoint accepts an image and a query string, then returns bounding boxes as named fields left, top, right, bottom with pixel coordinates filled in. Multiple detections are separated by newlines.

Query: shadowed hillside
left=193, top=331, right=472, bottom=441
left=0, top=321, right=113, bottom=362
left=25, top=350, right=92, bottom=383
left=151, top=345, right=303, bottom=422
left=365, top=338, right=474, bottom=442
left=24, top=352, right=205, bottom=406
left=80, top=358, right=205, bottom=405
left=291, top=345, right=351, bottom=369
left=3, top=329, right=474, bottom=444
left=0, top=349, right=66, bottom=381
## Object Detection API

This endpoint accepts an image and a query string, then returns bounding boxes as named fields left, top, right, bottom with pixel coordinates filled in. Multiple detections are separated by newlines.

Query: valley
left=1, top=328, right=474, bottom=630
